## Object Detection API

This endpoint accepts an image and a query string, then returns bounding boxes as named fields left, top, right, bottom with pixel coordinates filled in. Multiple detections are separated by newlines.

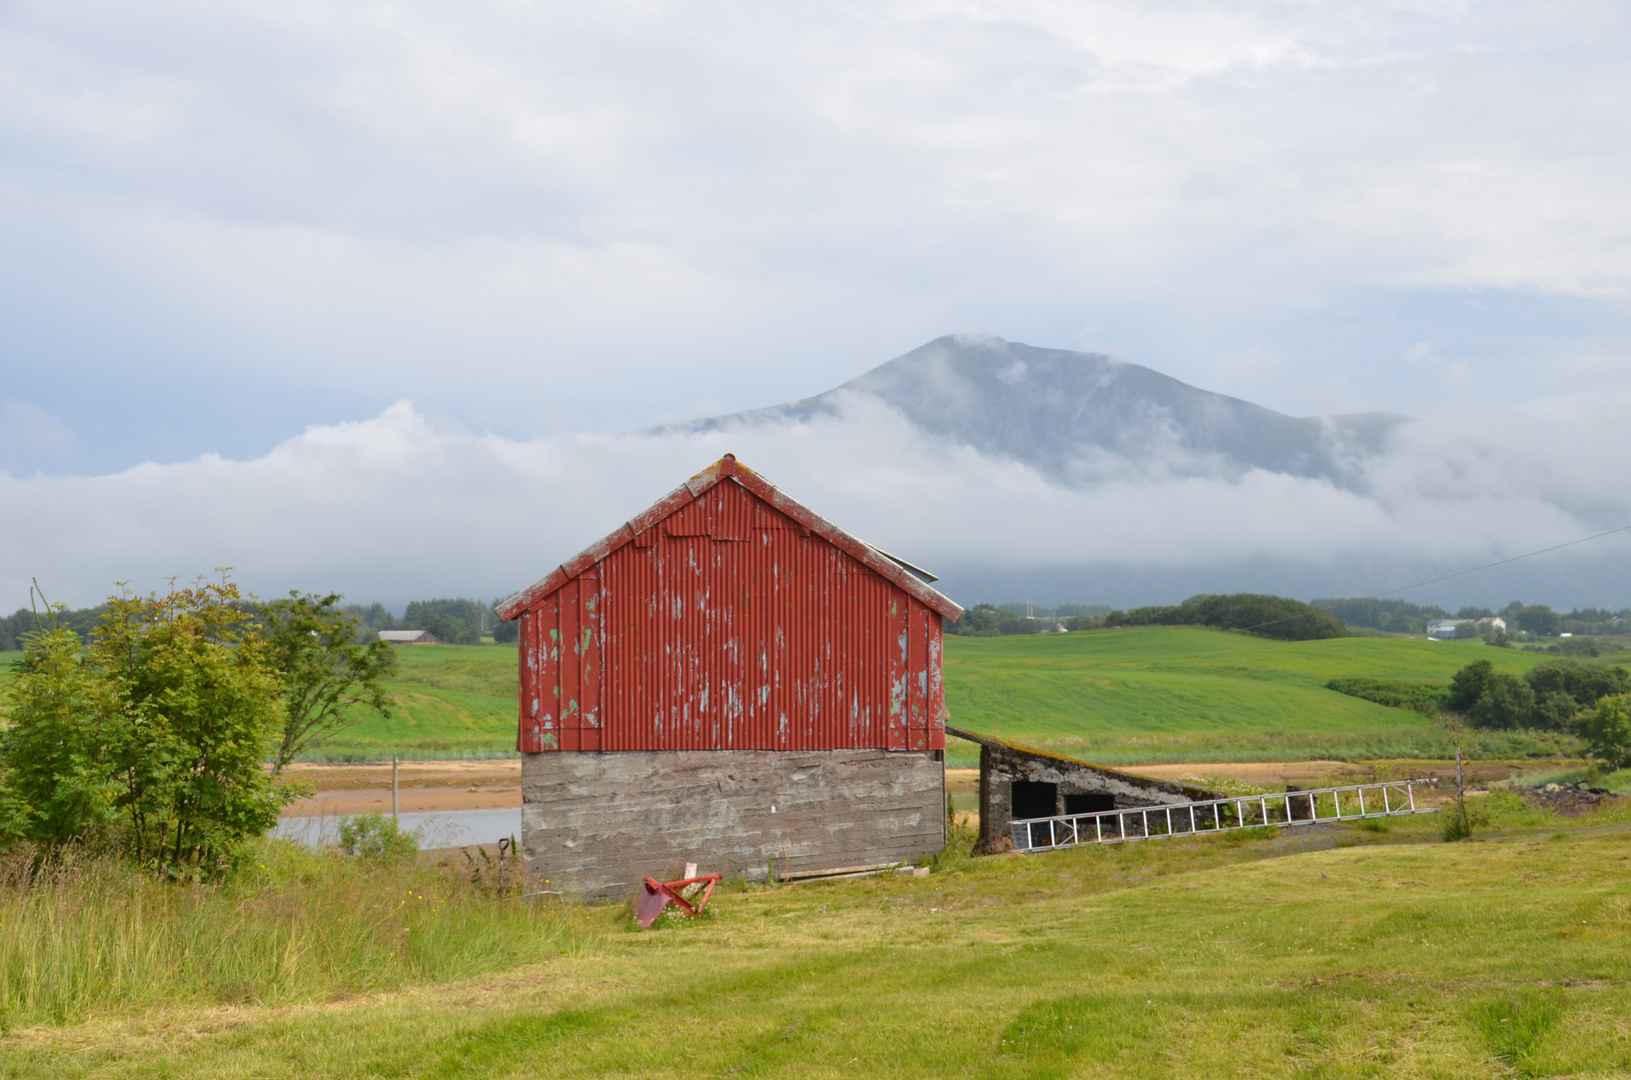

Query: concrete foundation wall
left=521, top=749, right=946, bottom=899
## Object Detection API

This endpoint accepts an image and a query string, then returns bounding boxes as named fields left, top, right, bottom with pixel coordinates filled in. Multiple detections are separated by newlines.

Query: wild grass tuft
left=0, top=838, right=595, bottom=1028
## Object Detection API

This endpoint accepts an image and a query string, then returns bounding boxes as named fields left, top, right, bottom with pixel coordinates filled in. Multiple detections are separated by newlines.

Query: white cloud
left=4, top=394, right=1627, bottom=612
left=2, top=0, right=1630, bottom=465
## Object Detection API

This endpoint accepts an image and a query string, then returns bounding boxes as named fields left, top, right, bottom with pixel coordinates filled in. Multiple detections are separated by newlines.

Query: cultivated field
left=2, top=800, right=1628, bottom=1077
left=943, top=627, right=1573, bottom=765
left=0, top=628, right=1591, bottom=767
left=316, top=644, right=518, bottom=760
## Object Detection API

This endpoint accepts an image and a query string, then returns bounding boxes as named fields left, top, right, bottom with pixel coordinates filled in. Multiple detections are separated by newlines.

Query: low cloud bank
left=3, top=394, right=1628, bottom=612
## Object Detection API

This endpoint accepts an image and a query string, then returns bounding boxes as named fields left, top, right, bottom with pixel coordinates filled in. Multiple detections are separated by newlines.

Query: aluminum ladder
left=1010, top=778, right=1438, bottom=853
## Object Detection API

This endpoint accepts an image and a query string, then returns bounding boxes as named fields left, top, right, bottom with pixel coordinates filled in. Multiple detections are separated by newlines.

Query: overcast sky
left=3, top=1, right=1630, bottom=609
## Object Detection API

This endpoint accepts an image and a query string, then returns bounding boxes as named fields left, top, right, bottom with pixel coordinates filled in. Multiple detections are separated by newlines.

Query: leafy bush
left=0, top=578, right=298, bottom=876
left=1444, top=658, right=1631, bottom=732
left=1525, top=659, right=1629, bottom=711
left=337, top=813, right=420, bottom=860
left=0, top=628, right=124, bottom=850
left=1587, top=695, right=1631, bottom=769
left=1470, top=672, right=1535, bottom=730
left=1324, top=677, right=1448, bottom=714
left=1447, top=660, right=1496, bottom=712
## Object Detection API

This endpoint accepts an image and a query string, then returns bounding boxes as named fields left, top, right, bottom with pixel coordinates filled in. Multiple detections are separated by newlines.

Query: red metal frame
left=634, top=874, right=723, bottom=928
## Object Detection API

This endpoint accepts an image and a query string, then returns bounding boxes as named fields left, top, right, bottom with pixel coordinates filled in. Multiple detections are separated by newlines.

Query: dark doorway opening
left=1064, top=793, right=1115, bottom=815
left=1011, top=780, right=1058, bottom=820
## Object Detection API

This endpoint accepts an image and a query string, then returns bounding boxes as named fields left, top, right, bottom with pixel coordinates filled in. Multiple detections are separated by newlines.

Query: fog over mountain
left=2, top=333, right=1628, bottom=615
left=676, top=335, right=1405, bottom=490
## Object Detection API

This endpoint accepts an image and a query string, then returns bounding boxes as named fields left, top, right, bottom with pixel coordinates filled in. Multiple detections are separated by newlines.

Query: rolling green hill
left=942, top=627, right=1573, bottom=764
left=316, top=644, right=518, bottom=759
left=0, top=630, right=1591, bottom=763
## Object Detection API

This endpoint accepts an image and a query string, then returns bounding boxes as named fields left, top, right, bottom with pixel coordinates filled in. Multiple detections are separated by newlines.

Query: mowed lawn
left=943, top=627, right=1568, bottom=764
left=5, top=807, right=1630, bottom=1078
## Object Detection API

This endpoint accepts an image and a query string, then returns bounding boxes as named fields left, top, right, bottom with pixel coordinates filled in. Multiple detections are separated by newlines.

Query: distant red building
left=495, top=454, right=962, bottom=896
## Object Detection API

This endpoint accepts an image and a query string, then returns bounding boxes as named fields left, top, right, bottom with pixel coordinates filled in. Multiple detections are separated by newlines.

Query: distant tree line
left=341, top=598, right=513, bottom=645
left=0, top=604, right=109, bottom=652
left=1313, top=597, right=1628, bottom=638
left=3, top=594, right=524, bottom=652
left=1325, top=658, right=1631, bottom=767
left=1097, top=594, right=1347, bottom=641
left=947, top=593, right=1346, bottom=641
left=945, top=603, right=1113, bottom=637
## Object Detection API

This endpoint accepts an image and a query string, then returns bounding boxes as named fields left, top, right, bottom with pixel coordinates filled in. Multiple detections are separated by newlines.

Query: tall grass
left=0, top=839, right=595, bottom=1028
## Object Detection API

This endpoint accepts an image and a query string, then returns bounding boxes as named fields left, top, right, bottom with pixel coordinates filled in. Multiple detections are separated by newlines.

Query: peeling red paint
left=503, top=456, right=961, bottom=754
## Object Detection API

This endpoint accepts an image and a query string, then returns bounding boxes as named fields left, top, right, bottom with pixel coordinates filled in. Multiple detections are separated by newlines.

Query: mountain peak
left=666, top=335, right=1401, bottom=487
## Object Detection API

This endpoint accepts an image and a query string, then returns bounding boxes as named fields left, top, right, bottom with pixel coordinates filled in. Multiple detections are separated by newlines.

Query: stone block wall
left=521, top=748, right=945, bottom=899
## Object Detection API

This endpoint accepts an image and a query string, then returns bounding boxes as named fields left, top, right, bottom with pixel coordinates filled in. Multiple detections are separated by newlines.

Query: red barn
left=495, top=454, right=963, bottom=896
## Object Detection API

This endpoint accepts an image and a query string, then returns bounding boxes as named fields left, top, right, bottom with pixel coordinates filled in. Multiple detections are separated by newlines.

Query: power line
left=1237, top=522, right=1631, bottom=635
left=1365, top=523, right=1631, bottom=599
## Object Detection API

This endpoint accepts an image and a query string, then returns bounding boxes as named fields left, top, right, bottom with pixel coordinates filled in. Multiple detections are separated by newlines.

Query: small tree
left=0, top=626, right=124, bottom=849
left=92, top=578, right=296, bottom=876
left=1470, top=672, right=1536, bottom=730
left=1447, top=660, right=1495, bottom=712
left=1587, top=695, right=1631, bottom=771
left=260, top=592, right=396, bottom=772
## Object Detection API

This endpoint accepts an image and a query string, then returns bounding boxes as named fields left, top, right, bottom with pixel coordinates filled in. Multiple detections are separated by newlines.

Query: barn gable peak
left=495, top=455, right=964, bottom=623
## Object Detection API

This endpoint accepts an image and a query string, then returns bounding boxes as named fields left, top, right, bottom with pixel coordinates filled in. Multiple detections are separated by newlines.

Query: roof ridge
left=495, top=455, right=964, bottom=622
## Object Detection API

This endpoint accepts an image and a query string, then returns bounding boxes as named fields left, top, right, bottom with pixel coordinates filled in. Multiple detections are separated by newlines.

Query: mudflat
left=276, top=760, right=520, bottom=816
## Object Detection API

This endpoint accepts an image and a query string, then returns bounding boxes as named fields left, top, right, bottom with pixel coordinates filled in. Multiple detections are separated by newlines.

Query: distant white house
left=378, top=629, right=442, bottom=645
left=1478, top=616, right=1508, bottom=633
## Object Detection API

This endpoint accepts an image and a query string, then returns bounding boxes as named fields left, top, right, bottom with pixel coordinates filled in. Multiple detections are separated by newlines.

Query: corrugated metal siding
left=517, top=477, right=947, bottom=753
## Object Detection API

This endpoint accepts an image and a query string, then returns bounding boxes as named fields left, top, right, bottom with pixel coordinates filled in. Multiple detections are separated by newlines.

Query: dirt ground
left=278, top=758, right=1554, bottom=817
left=277, top=760, right=520, bottom=817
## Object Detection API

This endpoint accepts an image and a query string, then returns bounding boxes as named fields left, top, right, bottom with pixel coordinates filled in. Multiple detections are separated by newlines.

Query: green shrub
left=1470, top=672, right=1535, bottom=730
left=1587, top=695, right=1631, bottom=769
left=1119, top=594, right=1346, bottom=641
left=1325, top=677, right=1448, bottom=714
left=1447, top=660, right=1495, bottom=712
left=338, top=813, right=420, bottom=860
left=0, top=578, right=297, bottom=876
left=0, top=628, right=123, bottom=850
left=1525, top=659, right=1629, bottom=717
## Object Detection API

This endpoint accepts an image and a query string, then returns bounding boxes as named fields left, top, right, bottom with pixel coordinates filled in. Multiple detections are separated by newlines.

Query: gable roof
left=496, top=454, right=964, bottom=623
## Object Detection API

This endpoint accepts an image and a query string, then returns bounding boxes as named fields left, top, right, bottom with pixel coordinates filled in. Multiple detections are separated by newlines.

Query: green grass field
left=317, top=645, right=519, bottom=760
left=4, top=800, right=1629, bottom=1078
left=943, top=627, right=1575, bottom=765
left=0, top=629, right=1594, bottom=764
left=1, top=644, right=521, bottom=760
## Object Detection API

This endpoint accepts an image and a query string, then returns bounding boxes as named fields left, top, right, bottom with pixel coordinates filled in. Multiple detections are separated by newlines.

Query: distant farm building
left=495, top=455, right=964, bottom=897
left=378, top=630, right=443, bottom=645
left=947, top=726, right=1220, bottom=852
